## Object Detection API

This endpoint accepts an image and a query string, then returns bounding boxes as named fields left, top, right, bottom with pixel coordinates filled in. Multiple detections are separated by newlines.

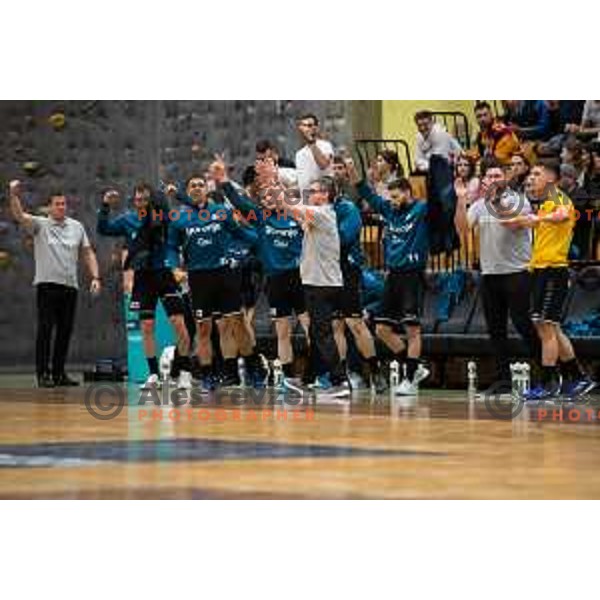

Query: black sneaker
left=53, top=374, right=80, bottom=387
left=37, top=374, right=55, bottom=388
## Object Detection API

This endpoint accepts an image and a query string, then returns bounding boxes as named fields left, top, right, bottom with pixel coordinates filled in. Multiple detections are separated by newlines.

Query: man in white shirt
left=294, top=113, right=334, bottom=195
left=281, top=175, right=350, bottom=398
left=9, top=180, right=101, bottom=387
left=414, top=110, right=462, bottom=172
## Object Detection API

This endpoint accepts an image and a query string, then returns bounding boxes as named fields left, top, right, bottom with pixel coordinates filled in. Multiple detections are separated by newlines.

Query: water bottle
left=390, top=360, right=400, bottom=388
left=510, top=362, right=521, bottom=396
left=467, top=361, right=478, bottom=394
left=272, top=359, right=283, bottom=387
left=237, top=357, right=246, bottom=387
left=522, top=362, right=530, bottom=393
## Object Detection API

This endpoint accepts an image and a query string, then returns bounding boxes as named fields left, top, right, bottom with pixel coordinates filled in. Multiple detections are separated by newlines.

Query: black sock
left=179, top=355, right=191, bottom=372
left=147, top=356, right=159, bottom=376
left=200, top=363, right=213, bottom=378
left=223, top=358, right=238, bottom=377
left=282, top=362, right=294, bottom=378
left=559, top=358, right=583, bottom=382
left=171, top=348, right=181, bottom=378
left=541, top=365, right=560, bottom=387
left=393, top=349, right=407, bottom=363
left=406, top=358, right=419, bottom=381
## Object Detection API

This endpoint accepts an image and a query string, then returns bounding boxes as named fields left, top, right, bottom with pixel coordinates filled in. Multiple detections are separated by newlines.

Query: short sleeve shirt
left=31, top=216, right=91, bottom=289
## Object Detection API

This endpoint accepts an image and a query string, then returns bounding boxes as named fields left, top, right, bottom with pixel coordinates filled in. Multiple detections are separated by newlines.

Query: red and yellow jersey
left=529, top=190, right=575, bottom=269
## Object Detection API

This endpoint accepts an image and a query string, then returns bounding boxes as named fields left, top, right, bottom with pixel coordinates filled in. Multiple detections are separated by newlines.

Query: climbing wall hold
left=49, top=112, right=66, bottom=130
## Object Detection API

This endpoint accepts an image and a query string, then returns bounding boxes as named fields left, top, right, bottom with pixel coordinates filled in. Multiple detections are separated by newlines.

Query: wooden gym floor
left=1, top=375, right=600, bottom=499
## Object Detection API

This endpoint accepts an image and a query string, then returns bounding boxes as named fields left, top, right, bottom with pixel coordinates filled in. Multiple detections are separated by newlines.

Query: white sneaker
left=177, top=370, right=192, bottom=390
left=324, top=381, right=352, bottom=399
left=413, top=364, right=430, bottom=385
left=140, top=373, right=161, bottom=390
left=395, top=378, right=418, bottom=396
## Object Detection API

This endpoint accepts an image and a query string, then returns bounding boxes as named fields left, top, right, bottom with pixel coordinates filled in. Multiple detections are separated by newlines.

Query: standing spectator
left=584, top=141, right=600, bottom=198
left=507, top=152, right=531, bottom=194
left=471, top=101, right=520, bottom=166
left=566, top=100, right=600, bottom=140
left=281, top=176, right=351, bottom=399
left=294, top=113, right=334, bottom=195
left=414, top=110, right=462, bottom=172
left=9, top=181, right=101, bottom=387
left=461, top=161, right=539, bottom=383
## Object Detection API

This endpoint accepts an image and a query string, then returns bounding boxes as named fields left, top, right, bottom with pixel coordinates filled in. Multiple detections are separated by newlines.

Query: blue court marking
left=0, top=438, right=447, bottom=468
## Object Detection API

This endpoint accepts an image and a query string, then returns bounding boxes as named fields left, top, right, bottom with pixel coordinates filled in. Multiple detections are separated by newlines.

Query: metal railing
left=355, top=139, right=413, bottom=179
left=430, top=111, right=471, bottom=149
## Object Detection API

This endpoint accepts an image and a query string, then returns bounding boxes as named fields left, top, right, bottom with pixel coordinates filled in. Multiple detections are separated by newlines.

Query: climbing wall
left=0, top=100, right=351, bottom=370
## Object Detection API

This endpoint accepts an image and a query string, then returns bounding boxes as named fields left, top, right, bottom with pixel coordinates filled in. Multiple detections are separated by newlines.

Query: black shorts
left=266, top=268, right=306, bottom=318
left=530, top=267, right=570, bottom=324
left=130, top=269, right=184, bottom=320
left=239, top=260, right=263, bottom=310
left=188, top=267, right=242, bottom=320
left=375, top=269, right=424, bottom=327
left=337, top=264, right=363, bottom=319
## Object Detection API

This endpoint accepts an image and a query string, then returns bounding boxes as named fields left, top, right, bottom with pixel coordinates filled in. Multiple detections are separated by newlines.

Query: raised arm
left=309, top=140, right=333, bottom=170
left=8, top=180, right=35, bottom=231
left=97, top=190, right=128, bottom=236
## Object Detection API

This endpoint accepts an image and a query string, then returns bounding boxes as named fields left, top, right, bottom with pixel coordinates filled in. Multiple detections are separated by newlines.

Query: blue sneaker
left=522, top=384, right=560, bottom=402
left=309, top=374, right=332, bottom=390
left=561, top=377, right=597, bottom=401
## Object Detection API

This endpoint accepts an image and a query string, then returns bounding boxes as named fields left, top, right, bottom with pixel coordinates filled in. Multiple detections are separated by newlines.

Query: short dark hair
left=539, top=158, right=561, bottom=180
left=388, top=178, right=412, bottom=194
left=47, top=190, right=65, bottom=204
left=133, top=182, right=154, bottom=196
left=480, top=157, right=503, bottom=175
left=297, top=113, right=319, bottom=126
left=255, top=139, right=278, bottom=155
left=333, top=154, right=345, bottom=165
left=377, top=149, right=403, bottom=177
left=414, top=110, right=433, bottom=123
left=590, top=140, right=600, bottom=157
left=474, top=101, right=492, bottom=113
left=185, top=174, right=205, bottom=189
left=318, top=176, right=337, bottom=201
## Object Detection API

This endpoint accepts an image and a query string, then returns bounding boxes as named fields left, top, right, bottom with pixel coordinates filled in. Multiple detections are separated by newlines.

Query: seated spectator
left=584, top=141, right=600, bottom=198
left=369, top=149, right=404, bottom=197
left=255, top=139, right=297, bottom=188
left=561, top=163, right=596, bottom=260
left=506, top=152, right=531, bottom=194
left=502, top=100, right=551, bottom=141
left=538, top=101, right=585, bottom=156
left=414, top=110, right=461, bottom=172
left=454, top=154, right=480, bottom=205
left=453, top=154, right=480, bottom=259
left=565, top=100, right=600, bottom=141
left=579, top=144, right=593, bottom=188
left=470, top=101, right=520, bottom=165
left=559, top=164, right=586, bottom=202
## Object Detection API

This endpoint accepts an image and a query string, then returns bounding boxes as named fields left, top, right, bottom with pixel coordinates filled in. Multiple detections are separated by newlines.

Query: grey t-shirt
left=467, top=192, right=532, bottom=275
left=299, top=204, right=343, bottom=287
left=30, top=216, right=91, bottom=289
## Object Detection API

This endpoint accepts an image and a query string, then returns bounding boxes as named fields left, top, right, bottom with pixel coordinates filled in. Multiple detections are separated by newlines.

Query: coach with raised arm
left=8, top=180, right=101, bottom=388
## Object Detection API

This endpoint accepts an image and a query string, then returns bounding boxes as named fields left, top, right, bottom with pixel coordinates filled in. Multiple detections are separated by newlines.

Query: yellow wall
left=382, top=100, right=478, bottom=145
